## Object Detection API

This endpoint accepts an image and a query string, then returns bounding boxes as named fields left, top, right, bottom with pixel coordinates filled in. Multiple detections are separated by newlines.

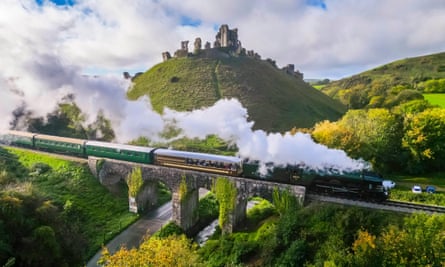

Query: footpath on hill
left=86, top=201, right=172, bottom=267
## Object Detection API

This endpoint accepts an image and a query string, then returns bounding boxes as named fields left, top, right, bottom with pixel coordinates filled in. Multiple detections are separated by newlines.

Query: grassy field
left=312, top=84, right=326, bottom=90
left=389, top=172, right=445, bottom=191
left=423, top=93, right=445, bottom=107
left=387, top=172, right=445, bottom=205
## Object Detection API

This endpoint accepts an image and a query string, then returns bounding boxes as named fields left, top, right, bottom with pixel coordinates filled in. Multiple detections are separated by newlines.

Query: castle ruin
left=159, top=24, right=303, bottom=80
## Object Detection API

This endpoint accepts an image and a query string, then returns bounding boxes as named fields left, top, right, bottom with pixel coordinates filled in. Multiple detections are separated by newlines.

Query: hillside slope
left=322, top=51, right=445, bottom=109
left=128, top=54, right=346, bottom=132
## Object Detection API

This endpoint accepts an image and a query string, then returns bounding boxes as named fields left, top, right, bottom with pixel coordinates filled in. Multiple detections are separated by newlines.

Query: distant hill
left=321, top=52, right=445, bottom=109
left=127, top=54, right=346, bottom=132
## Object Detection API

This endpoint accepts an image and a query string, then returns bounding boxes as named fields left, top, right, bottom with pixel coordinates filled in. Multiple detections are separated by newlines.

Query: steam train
left=0, top=130, right=389, bottom=201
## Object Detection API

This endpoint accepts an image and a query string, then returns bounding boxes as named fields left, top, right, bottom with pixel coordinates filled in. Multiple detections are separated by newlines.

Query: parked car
left=383, top=180, right=396, bottom=189
left=412, top=185, right=422, bottom=194
left=425, top=185, right=436, bottom=194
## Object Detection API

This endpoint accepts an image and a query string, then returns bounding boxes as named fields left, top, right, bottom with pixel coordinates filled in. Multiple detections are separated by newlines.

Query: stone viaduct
left=87, top=157, right=306, bottom=233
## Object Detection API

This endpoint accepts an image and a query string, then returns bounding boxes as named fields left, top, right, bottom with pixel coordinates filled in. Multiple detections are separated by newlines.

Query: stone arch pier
left=88, top=157, right=306, bottom=233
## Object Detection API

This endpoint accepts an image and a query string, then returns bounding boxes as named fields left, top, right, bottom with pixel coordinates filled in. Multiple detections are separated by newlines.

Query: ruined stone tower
left=215, top=24, right=241, bottom=52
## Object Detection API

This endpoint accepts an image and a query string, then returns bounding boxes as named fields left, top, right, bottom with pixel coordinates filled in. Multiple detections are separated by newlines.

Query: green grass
left=389, top=172, right=445, bottom=192
left=387, top=172, right=445, bottom=205
left=312, top=84, right=326, bottom=90
left=4, top=147, right=139, bottom=259
left=128, top=52, right=346, bottom=132
left=423, top=93, right=445, bottom=107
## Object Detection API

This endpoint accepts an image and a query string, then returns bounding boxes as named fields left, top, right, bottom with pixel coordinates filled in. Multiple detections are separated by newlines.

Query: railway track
left=306, top=193, right=445, bottom=214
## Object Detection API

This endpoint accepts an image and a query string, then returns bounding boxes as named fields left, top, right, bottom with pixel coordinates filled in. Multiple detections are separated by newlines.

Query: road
left=86, top=201, right=172, bottom=267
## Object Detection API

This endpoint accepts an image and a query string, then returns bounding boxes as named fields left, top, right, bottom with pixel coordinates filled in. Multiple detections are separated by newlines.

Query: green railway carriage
left=4, top=130, right=36, bottom=147
left=34, top=134, right=86, bottom=156
left=85, top=141, right=156, bottom=164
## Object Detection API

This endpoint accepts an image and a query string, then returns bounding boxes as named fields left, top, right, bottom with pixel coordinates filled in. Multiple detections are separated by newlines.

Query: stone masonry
left=88, top=157, right=306, bottom=233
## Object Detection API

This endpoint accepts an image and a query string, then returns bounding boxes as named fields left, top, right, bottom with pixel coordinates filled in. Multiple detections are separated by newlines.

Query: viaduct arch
left=87, top=157, right=306, bottom=234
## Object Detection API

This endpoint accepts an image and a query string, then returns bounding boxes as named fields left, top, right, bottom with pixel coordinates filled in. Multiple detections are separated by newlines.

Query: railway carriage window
left=231, top=164, right=238, bottom=171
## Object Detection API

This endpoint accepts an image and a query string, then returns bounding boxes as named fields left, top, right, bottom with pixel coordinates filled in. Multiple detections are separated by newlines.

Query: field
left=388, top=172, right=445, bottom=205
left=423, top=93, right=445, bottom=107
left=312, top=84, right=326, bottom=90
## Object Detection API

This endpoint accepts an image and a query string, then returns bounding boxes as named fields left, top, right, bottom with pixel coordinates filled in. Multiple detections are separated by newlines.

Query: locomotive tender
left=1, top=130, right=388, bottom=201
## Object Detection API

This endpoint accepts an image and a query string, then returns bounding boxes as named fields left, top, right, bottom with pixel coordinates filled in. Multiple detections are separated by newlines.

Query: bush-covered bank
left=102, top=198, right=444, bottom=267
left=199, top=202, right=445, bottom=267
left=0, top=147, right=139, bottom=266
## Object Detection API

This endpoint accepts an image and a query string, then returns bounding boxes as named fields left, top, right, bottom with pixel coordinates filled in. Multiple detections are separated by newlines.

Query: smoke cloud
left=163, top=98, right=368, bottom=171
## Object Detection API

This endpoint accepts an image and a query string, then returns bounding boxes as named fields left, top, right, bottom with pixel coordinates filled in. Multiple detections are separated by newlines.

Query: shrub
left=153, top=222, right=184, bottom=238
left=30, top=162, right=51, bottom=175
left=198, top=192, right=219, bottom=222
left=246, top=199, right=277, bottom=225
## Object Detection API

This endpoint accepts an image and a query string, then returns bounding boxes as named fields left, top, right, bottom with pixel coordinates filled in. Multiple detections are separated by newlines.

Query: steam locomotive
left=0, top=130, right=389, bottom=201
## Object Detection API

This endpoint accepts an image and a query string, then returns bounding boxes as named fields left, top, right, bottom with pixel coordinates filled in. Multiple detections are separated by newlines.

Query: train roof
left=35, top=134, right=86, bottom=145
left=86, top=140, right=155, bottom=153
left=155, top=148, right=242, bottom=164
left=311, top=170, right=384, bottom=183
left=7, top=130, right=36, bottom=138
left=363, top=174, right=384, bottom=183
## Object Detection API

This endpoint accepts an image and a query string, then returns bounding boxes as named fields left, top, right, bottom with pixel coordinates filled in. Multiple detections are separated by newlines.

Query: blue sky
left=35, top=0, right=75, bottom=6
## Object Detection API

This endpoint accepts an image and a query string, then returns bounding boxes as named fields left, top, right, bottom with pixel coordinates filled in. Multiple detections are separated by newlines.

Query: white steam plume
left=164, top=98, right=369, bottom=171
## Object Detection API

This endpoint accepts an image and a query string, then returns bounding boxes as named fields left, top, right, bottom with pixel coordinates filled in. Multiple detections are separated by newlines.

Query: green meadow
left=423, top=93, right=445, bottom=108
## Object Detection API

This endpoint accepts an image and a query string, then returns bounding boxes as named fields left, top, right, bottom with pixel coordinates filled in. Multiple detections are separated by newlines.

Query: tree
left=21, top=226, right=61, bottom=266
left=402, top=108, right=445, bottom=172
left=98, top=234, right=203, bottom=266
left=312, top=120, right=359, bottom=155
left=87, top=110, right=115, bottom=141
left=350, top=229, right=381, bottom=266
left=379, top=213, right=445, bottom=266
left=313, top=109, right=404, bottom=172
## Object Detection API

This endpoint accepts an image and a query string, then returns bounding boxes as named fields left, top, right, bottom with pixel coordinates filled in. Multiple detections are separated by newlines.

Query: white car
left=412, top=185, right=422, bottom=194
left=382, top=180, right=396, bottom=189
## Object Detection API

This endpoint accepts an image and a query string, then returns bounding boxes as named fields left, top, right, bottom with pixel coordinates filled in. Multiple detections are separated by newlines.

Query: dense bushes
left=312, top=104, right=445, bottom=174
left=420, top=78, right=445, bottom=93
left=0, top=148, right=138, bottom=266
left=0, top=191, right=87, bottom=266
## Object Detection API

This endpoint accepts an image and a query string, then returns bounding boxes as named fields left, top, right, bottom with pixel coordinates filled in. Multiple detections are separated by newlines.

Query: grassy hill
left=128, top=52, right=346, bottom=132
left=321, top=51, right=445, bottom=109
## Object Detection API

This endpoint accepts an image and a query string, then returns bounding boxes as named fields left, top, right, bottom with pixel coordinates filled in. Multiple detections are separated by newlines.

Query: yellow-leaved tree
left=98, top=234, right=203, bottom=266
